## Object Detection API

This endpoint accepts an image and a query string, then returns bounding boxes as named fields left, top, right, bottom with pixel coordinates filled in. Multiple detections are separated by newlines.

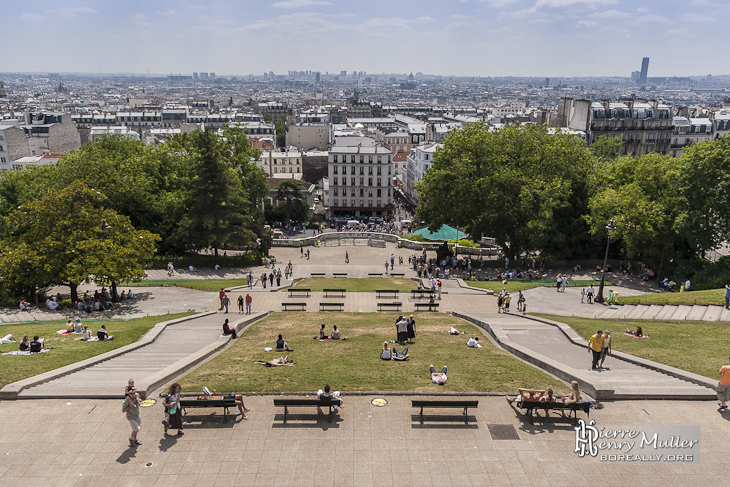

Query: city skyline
left=1, top=0, right=728, bottom=77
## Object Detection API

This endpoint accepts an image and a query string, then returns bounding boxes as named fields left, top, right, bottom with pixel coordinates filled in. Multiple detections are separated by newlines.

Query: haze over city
left=2, top=0, right=728, bottom=77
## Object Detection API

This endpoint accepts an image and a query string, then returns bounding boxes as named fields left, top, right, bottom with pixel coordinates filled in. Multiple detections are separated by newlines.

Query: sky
left=1, top=0, right=727, bottom=77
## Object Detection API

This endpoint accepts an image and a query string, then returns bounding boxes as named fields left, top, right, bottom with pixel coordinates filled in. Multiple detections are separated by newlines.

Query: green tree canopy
left=0, top=181, right=159, bottom=302
left=416, top=123, right=594, bottom=260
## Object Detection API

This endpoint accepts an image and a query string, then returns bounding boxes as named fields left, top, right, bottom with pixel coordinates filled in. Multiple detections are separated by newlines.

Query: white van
left=400, top=219, right=412, bottom=227
left=347, top=219, right=362, bottom=228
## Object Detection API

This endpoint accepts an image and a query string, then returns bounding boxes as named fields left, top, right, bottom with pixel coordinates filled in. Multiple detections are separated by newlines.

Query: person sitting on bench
left=506, top=388, right=545, bottom=404
left=97, top=325, right=114, bottom=341
left=199, top=387, right=250, bottom=420
left=540, top=388, right=557, bottom=403
left=561, top=381, right=582, bottom=405
left=275, top=334, right=293, bottom=351
left=430, top=364, right=447, bottom=385
left=222, top=319, right=237, bottom=339
left=317, top=385, right=343, bottom=408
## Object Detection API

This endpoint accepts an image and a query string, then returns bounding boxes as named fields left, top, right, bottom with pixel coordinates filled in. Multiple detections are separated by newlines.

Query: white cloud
left=160, top=10, right=182, bottom=17
left=133, top=13, right=151, bottom=27
left=635, top=14, right=671, bottom=25
left=479, top=0, right=518, bottom=7
left=682, top=12, right=715, bottom=22
left=576, top=20, right=598, bottom=27
left=586, top=9, right=628, bottom=18
left=45, top=7, right=98, bottom=15
left=535, top=0, right=616, bottom=7
left=272, top=0, right=332, bottom=8
left=666, top=28, right=696, bottom=39
left=19, top=12, right=45, bottom=22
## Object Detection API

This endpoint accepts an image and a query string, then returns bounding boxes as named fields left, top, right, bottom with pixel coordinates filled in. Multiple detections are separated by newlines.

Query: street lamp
left=100, top=219, right=111, bottom=234
left=595, top=218, right=616, bottom=304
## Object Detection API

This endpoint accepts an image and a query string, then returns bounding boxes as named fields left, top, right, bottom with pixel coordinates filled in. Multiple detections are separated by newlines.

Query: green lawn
left=179, top=312, right=567, bottom=393
left=534, top=313, right=730, bottom=380
left=467, top=279, right=608, bottom=294
left=292, top=278, right=419, bottom=293
left=618, top=288, right=726, bottom=306
left=121, top=279, right=248, bottom=292
left=0, top=313, right=193, bottom=388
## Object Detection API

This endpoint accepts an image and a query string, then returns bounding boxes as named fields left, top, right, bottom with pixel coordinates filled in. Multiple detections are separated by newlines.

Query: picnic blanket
left=57, top=330, right=83, bottom=335
left=2, top=349, right=50, bottom=356
left=624, top=333, right=649, bottom=338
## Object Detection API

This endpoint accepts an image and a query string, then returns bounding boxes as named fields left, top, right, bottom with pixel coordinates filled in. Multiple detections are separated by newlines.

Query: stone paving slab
left=0, top=395, right=726, bottom=487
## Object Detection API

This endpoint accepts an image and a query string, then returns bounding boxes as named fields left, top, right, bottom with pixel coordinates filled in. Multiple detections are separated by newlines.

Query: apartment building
left=405, top=143, right=440, bottom=204
left=671, top=117, right=713, bottom=157
left=257, top=150, right=303, bottom=177
left=327, top=145, right=394, bottom=218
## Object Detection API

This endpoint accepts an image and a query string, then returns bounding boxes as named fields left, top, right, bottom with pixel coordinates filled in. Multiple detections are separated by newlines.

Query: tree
left=416, top=123, right=594, bottom=260
left=675, top=135, right=730, bottom=257
left=275, top=114, right=287, bottom=149
left=275, top=179, right=306, bottom=229
left=179, top=128, right=257, bottom=255
left=0, top=181, right=159, bottom=302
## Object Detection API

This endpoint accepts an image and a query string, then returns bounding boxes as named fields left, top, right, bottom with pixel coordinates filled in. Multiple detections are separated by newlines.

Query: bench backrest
left=520, top=401, right=582, bottom=410
left=411, top=400, right=479, bottom=408
left=273, top=398, right=341, bottom=406
left=179, top=399, right=236, bottom=407
left=323, top=289, right=346, bottom=292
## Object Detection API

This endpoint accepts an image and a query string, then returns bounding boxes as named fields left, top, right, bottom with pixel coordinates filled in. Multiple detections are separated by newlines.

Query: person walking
left=586, top=285, right=594, bottom=304
left=437, top=279, right=442, bottom=300
left=218, top=288, right=226, bottom=310
left=248, top=271, right=254, bottom=289
left=599, top=330, right=612, bottom=368
left=221, top=294, right=230, bottom=313
left=581, top=288, right=586, bottom=304
left=276, top=269, right=282, bottom=287
left=245, top=294, right=252, bottom=315
left=561, top=275, right=568, bottom=292
left=164, top=383, right=184, bottom=435
left=725, top=285, right=730, bottom=310
left=345, top=251, right=349, bottom=263
left=269, top=272, right=274, bottom=287
left=385, top=261, right=389, bottom=274
left=122, top=386, right=143, bottom=446
left=717, top=357, right=730, bottom=409
left=261, top=272, right=267, bottom=289
left=588, top=330, right=605, bottom=370
left=237, top=295, right=244, bottom=314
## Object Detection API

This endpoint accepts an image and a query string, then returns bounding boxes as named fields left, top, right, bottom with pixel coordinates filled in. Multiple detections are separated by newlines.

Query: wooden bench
left=310, top=273, right=325, bottom=278
left=375, top=289, right=399, bottom=299
left=377, top=302, right=402, bottom=312
left=179, top=398, right=237, bottom=423
left=288, top=288, right=311, bottom=298
left=414, top=302, right=439, bottom=311
left=332, top=273, right=348, bottom=278
left=368, top=273, right=383, bottom=277
left=411, top=399, right=479, bottom=425
left=411, top=289, right=435, bottom=299
left=390, top=273, right=405, bottom=277
left=517, top=401, right=590, bottom=424
left=319, top=302, right=344, bottom=312
left=273, top=397, right=343, bottom=423
left=323, top=288, right=346, bottom=298
left=282, top=302, right=306, bottom=311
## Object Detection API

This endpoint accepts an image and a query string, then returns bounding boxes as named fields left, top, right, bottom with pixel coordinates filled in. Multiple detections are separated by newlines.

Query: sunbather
left=200, top=387, right=250, bottom=419
left=0, top=334, right=17, bottom=344
left=506, top=388, right=545, bottom=404
left=255, top=356, right=294, bottom=367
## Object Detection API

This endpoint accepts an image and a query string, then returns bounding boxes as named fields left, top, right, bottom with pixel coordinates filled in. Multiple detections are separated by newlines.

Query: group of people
left=506, top=381, right=582, bottom=405
left=497, top=289, right=525, bottom=314
left=395, top=314, right=416, bottom=344
left=588, top=329, right=612, bottom=369
left=64, top=318, right=114, bottom=341
left=317, top=324, right=347, bottom=340
left=1, top=334, right=47, bottom=353
left=556, top=274, right=569, bottom=292
left=74, top=288, right=134, bottom=313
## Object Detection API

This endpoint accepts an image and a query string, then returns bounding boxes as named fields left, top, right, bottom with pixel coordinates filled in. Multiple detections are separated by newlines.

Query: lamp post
left=100, top=219, right=119, bottom=302
left=595, top=218, right=616, bottom=304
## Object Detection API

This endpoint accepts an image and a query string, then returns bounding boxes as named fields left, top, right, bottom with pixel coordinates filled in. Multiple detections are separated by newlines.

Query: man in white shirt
left=430, top=365, right=447, bottom=385
left=467, top=337, right=482, bottom=348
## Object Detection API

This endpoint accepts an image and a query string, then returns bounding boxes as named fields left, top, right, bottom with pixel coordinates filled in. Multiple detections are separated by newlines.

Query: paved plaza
left=1, top=242, right=728, bottom=485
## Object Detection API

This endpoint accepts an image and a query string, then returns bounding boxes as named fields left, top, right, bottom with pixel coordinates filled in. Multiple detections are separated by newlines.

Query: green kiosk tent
left=413, top=224, right=466, bottom=241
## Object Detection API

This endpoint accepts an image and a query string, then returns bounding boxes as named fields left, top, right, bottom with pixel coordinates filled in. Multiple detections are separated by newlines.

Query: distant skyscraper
left=315, top=72, right=321, bottom=83
left=639, top=57, right=649, bottom=84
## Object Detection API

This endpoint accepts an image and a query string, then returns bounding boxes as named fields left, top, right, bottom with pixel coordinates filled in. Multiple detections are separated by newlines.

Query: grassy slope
left=0, top=313, right=193, bottom=388
left=121, top=279, right=248, bottom=292
left=534, top=313, right=729, bottom=379
left=467, top=279, right=607, bottom=294
left=618, top=288, right=725, bottom=306
left=292, top=278, right=418, bottom=292
left=179, top=312, right=567, bottom=394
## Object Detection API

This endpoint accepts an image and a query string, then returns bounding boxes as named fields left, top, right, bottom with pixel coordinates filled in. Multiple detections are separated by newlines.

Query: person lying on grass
left=430, top=365, right=447, bottom=385
left=448, top=326, right=460, bottom=335
left=625, top=326, right=644, bottom=337
left=255, top=356, right=294, bottom=367
left=199, top=387, right=250, bottom=419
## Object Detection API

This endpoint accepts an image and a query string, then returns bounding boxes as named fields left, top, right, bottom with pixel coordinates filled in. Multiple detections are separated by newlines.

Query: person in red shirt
left=718, top=357, right=730, bottom=409
left=218, top=289, right=226, bottom=311
left=245, top=294, right=252, bottom=315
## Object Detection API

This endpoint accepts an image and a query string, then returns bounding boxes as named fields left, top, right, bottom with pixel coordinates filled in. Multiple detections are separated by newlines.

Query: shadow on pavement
left=116, top=446, right=138, bottom=464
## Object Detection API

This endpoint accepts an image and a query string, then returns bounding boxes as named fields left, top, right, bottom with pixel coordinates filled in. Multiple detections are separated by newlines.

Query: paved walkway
left=14, top=312, right=265, bottom=399
left=0, top=395, right=724, bottom=487
left=460, top=312, right=716, bottom=399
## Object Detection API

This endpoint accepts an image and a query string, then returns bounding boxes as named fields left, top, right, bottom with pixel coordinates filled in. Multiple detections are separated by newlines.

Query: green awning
left=413, top=224, right=466, bottom=241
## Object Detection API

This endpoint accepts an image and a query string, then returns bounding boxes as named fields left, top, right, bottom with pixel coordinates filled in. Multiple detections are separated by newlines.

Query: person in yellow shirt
left=588, top=330, right=605, bottom=370
left=718, top=357, right=730, bottom=409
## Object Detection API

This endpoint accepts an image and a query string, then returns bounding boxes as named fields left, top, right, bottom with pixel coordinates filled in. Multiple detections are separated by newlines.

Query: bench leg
left=284, top=406, right=288, bottom=424
left=464, top=407, right=468, bottom=425
left=223, top=406, right=228, bottom=423
left=420, top=406, right=424, bottom=424
left=328, top=406, right=332, bottom=423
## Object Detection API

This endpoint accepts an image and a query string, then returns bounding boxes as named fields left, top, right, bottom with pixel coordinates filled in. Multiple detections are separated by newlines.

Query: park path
left=14, top=312, right=266, bottom=399
left=459, top=312, right=716, bottom=399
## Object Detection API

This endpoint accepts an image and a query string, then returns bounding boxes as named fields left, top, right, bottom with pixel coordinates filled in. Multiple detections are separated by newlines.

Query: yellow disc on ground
left=371, top=398, right=388, bottom=407
left=140, top=399, right=157, bottom=408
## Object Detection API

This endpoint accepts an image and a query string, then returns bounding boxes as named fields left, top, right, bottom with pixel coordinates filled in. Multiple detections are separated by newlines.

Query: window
left=351, top=177, right=356, bottom=185
left=360, top=199, right=364, bottom=207
left=368, top=178, right=373, bottom=186
left=359, top=178, right=363, bottom=185
left=377, top=189, right=381, bottom=197
left=368, top=167, right=373, bottom=175
left=351, top=199, right=355, bottom=206
left=334, top=198, right=338, bottom=206
left=368, top=200, right=373, bottom=207
left=351, top=188, right=355, bottom=196
left=377, top=200, right=381, bottom=207
left=334, top=177, right=338, bottom=185
left=377, top=167, right=381, bottom=175
left=351, top=155, right=356, bottom=163
left=377, top=178, right=381, bottom=186
left=0, top=157, right=6, bottom=163
left=334, top=188, right=338, bottom=196
left=333, top=166, right=338, bottom=174
left=369, top=156, right=373, bottom=163
left=359, top=167, right=364, bottom=175
left=351, top=166, right=356, bottom=175
left=377, top=156, right=382, bottom=164
left=333, top=155, right=338, bottom=163
left=360, top=189, right=364, bottom=197
left=360, top=156, right=364, bottom=163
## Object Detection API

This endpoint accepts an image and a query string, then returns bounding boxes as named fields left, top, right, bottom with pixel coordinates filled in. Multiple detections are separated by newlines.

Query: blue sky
left=1, top=0, right=727, bottom=77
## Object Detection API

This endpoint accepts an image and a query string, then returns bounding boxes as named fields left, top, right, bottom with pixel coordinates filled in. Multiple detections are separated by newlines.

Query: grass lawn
left=292, top=278, right=418, bottom=293
left=534, top=313, right=730, bottom=380
left=467, top=279, right=608, bottom=294
left=618, top=288, right=725, bottom=306
left=179, top=312, right=566, bottom=393
left=0, top=312, right=192, bottom=388
left=120, top=279, right=248, bottom=292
